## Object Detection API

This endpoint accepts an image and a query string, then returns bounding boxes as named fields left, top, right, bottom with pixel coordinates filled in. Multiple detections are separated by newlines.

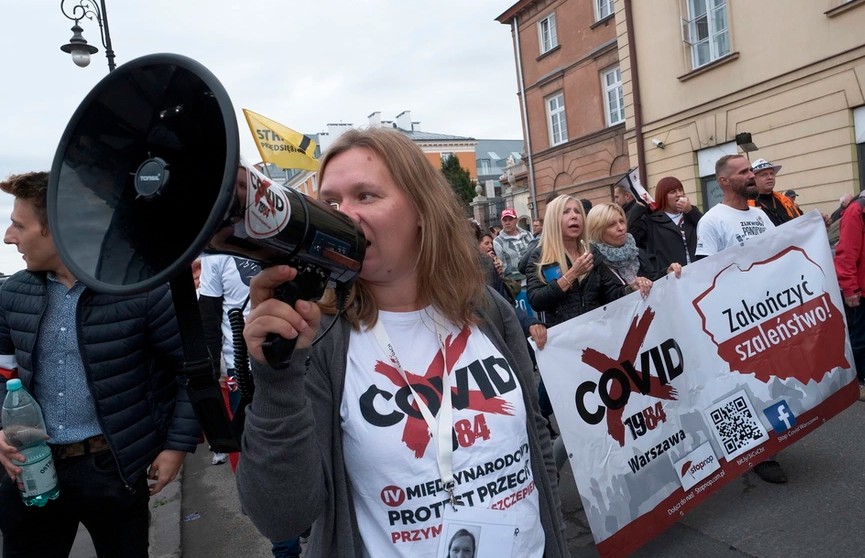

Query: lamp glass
left=71, top=49, right=91, bottom=68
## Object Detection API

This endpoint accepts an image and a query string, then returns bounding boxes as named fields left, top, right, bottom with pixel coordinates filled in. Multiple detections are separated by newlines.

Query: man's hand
left=844, top=293, right=860, bottom=308
left=147, top=449, right=186, bottom=496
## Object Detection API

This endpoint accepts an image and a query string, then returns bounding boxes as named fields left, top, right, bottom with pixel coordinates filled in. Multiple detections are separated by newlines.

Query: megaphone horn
left=48, top=53, right=365, bottom=297
left=47, top=53, right=366, bottom=451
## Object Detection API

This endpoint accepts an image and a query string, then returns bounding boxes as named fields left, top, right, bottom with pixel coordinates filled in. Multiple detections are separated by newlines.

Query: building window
left=854, top=106, right=865, bottom=191
left=538, top=13, right=558, bottom=54
left=683, top=0, right=730, bottom=69
left=546, top=92, right=568, bottom=147
left=602, top=67, right=625, bottom=126
left=697, top=142, right=736, bottom=210
left=440, top=152, right=454, bottom=162
left=478, top=159, right=492, bottom=174
left=595, top=0, right=614, bottom=21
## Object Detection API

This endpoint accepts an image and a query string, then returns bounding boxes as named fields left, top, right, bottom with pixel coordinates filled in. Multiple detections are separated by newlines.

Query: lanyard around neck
left=370, top=313, right=457, bottom=504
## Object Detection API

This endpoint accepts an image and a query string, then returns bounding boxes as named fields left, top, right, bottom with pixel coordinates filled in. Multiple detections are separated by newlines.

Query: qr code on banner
left=705, top=390, right=768, bottom=460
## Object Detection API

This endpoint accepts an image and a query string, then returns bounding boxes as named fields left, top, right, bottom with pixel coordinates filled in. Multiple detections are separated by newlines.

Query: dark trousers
left=845, top=301, right=865, bottom=383
left=0, top=450, right=149, bottom=558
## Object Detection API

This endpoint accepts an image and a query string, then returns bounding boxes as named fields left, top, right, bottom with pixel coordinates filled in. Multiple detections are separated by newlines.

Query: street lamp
left=60, top=0, right=116, bottom=71
left=736, top=132, right=759, bottom=153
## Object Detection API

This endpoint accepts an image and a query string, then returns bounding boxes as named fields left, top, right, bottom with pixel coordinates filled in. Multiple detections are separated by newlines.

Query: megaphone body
left=47, top=53, right=365, bottom=451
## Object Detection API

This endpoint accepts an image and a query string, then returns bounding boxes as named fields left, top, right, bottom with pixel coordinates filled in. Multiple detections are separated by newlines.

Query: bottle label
left=15, top=446, right=58, bottom=498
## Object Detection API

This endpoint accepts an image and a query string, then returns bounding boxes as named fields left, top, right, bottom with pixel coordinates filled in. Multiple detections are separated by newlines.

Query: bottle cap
left=6, top=379, right=22, bottom=391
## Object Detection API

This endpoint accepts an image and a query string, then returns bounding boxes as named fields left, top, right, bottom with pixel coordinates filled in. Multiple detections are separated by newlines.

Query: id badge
left=438, top=506, right=517, bottom=558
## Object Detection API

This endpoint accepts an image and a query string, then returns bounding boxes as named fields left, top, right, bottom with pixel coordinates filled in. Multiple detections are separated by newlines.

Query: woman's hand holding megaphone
left=244, top=265, right=322, bottom=367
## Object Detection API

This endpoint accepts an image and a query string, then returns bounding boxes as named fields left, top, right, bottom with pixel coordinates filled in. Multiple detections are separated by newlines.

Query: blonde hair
left=317, top=128, right=486, bottom=328
left=586, top=203, right=626, bottom=244
left=535, top=195, right=591, bottom=284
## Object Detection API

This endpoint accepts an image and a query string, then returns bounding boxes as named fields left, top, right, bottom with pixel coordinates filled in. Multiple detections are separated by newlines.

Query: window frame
left=594, top=0, right=614, bottom=21
left=683, top=0, right=731, bottom=69
left=601, top=66, right=625, bottom=127
left=545, top=91, right=568, bottom=147
left=537, top=13, right=558, bottom=55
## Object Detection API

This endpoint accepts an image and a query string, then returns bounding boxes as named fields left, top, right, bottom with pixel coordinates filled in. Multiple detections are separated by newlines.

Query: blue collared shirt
left=32, top=274, right=101, bottom=444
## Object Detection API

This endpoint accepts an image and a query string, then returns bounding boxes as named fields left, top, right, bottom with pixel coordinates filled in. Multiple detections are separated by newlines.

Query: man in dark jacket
left=0, top=172, right=200, bottom=557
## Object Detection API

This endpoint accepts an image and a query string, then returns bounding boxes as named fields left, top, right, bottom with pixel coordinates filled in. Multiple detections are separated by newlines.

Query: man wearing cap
left=493, top=207, right=534, bottom=296
left=747, top=158, right=803, bottom=226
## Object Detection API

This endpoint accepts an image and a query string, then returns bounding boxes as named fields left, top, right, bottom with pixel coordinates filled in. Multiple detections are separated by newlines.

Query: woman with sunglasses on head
left=586, top=203, right=681, bottom=297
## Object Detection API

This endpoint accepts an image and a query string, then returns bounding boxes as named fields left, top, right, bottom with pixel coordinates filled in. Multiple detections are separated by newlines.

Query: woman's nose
left=336, top=202, right=362, bottom=224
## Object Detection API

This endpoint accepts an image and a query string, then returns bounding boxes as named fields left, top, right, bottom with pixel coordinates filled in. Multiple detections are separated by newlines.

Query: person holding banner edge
left=235, top=128, right=568, bottom=557
left=584, top=202, right=681, bottom=287
left=695, top=154, right=787, bottom=484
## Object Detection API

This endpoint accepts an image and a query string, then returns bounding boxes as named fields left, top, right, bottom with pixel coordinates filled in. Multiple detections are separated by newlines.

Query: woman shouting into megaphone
left=236, top=128, right=568, bottom=558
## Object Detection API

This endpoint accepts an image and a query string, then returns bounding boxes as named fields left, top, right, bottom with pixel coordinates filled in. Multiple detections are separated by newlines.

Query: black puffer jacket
left=525, top=246, right=632, bottom=327
left=0, top=271, right=200, bottom=486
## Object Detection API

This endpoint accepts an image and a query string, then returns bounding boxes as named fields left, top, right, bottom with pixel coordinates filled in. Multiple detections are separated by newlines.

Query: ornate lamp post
left=59, top=0, right=116, bottom=71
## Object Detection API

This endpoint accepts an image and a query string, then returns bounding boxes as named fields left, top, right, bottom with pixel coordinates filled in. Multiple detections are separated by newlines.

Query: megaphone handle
left=261, top=281, right=302, bottom=369
left=262, top=332, right=297, bottom=370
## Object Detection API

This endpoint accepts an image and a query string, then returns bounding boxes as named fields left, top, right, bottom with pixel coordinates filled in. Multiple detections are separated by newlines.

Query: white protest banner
left=533, top=211, right=857, bottom=557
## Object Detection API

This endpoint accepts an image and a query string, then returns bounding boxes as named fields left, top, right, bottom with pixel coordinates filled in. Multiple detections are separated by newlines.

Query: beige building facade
left=616, top=0, right=865, bottom=213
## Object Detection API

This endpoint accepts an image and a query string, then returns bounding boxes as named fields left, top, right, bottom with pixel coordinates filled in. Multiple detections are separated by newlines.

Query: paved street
left=180, top=447, right=272, bottom=557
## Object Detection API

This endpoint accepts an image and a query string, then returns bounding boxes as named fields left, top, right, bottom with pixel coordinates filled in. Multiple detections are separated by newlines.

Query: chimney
left=411, top=121, right=421, bottom=132
left=367, top=111, right=381, bottom=128
left=395, top=110, right=412, bottom=131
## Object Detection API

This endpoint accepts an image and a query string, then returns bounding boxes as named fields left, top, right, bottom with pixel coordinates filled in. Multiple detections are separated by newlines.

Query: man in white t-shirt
left=695, top=154, right=775, bottom=257
left=695, top=154, right=787, bottom=485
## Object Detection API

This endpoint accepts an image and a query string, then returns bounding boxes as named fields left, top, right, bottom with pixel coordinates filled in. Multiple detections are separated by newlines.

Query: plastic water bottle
left=2, top=379, right=59, bottom=507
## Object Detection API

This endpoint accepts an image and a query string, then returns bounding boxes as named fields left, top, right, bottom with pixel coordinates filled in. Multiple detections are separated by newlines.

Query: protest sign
left=533, top=211, right=857, bottom=557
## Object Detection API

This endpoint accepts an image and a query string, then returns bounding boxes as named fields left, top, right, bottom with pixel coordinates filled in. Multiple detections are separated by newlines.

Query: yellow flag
left=243, top=109, right=319, bottom=171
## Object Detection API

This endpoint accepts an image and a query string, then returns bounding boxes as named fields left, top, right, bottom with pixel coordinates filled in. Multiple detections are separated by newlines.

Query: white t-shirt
left=695, top=203, right=776, bottom=256
left=198, top=254, right=261, bottom=370
left=340, top=308, right=543, bottom=558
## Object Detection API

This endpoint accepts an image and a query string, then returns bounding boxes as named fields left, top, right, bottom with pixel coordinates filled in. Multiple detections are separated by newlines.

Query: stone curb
left=148, top=467, right=183, bottom=558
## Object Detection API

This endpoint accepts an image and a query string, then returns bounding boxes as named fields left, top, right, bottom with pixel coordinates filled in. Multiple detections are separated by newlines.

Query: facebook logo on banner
left=763, top=401, right=797, bottom=434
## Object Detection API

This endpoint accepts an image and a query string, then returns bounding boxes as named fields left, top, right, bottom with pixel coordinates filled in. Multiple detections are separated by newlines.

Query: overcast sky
left=0, top=0, right=522, bottom=275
